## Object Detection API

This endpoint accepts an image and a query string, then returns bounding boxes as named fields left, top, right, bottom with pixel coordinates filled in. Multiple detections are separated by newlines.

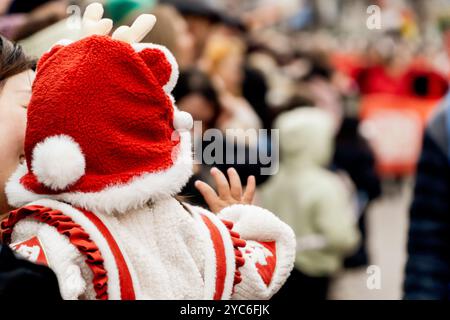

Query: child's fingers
left=242, top=176, right=256, bottom=204
left=227, top=168, right=242, bottom=200
left=195, top=180, right=220, bottom=211
left=211, top=167, right=231, bottom=199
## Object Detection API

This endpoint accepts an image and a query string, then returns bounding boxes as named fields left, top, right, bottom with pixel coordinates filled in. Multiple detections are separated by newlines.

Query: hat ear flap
left=133, top=43, right=179, bottom=93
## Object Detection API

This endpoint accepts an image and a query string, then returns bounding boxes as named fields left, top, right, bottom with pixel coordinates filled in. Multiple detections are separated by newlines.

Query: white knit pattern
left=8, top=199, right=295, bottom=300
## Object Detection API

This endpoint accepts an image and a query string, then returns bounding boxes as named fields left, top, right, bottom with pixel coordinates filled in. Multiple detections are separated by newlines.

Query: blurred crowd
left=1, top=0, right=450, bottom=300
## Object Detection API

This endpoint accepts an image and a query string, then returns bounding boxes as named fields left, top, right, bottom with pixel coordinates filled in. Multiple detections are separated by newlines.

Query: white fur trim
left=132, top=43, right=179, bottom=93
left=218, top=204, right=296, bottom=299
left=6, top=132, right=193, bottom=215
left=187, top=204, right=236, bottom=300
left=173, top=111, right=193, bottom=131
left=32, top=135, right=86, bottom=190
left=27, top=199, right=123, bottom=299
left=47, top=39, right=73, bottom=52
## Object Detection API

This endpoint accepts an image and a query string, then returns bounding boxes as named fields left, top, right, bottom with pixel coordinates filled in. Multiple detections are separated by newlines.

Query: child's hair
left=0, top=35, right=35, bottom=84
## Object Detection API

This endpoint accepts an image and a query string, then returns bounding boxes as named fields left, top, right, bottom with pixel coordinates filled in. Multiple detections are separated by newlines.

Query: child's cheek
left=0, top=105, right=26, bottom=160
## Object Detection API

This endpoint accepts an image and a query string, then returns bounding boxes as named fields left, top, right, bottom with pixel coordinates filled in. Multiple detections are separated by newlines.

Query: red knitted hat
left=6, top=35, right=193, bottom=214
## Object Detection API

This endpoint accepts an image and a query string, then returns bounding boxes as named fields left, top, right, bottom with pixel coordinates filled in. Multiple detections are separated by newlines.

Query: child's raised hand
left=195, top=167, right=256, bottom=214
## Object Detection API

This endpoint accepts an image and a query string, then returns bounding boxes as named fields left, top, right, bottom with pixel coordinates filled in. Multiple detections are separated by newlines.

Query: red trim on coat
left=255, top=241, right=277, bottom=286
left=201, top=215, right=227, bottom=300
left=77, top=208, right=136, bottom=300
left=199, top=215, right=246, bottom=299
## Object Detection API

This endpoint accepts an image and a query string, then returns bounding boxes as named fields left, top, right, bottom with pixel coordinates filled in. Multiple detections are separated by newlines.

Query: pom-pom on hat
left=6, top=35, right=194, bottom=214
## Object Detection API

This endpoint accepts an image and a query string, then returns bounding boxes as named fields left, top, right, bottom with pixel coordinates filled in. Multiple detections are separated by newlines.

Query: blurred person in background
left=0, top=0, right=68, bottom=41
left=261, top=107, right=360, bottom=300
left=356, top=34, right=412, bottom=96
left=324, top=49, right=382, bottom=269
left=231, top=0, right=302, bottom=32
left=173, top=68, right=271, bottom=207
left=168, top=0, right=220, bottom=62
left=333, top=116, right=381, bottom=268
left=123, top=3, right=195, bottom=70
left=403, top=93, right=450, bottom=300
left=290, top=48, right=381, bottom=269
left=172, top=1, right=272, bottom=129
left=209, top=13, right=273, bottom=130
left=8, top=0, right=90, bottom=58
left=13, top=0, right=157, bottom=58
left=404, top=24, right=450, bottom=300
left=0, top=35, right=60, bottom=299
left=403, top=21, right=450, bottom=300
left=355, top=33, right=448, bottom=99
left=246, top=35, right=299, bottom=118
left=173, top=68, right=221, bottom=134
left=200, top=33, right=262, bottom=133
left=173, top=68, right=221, bottom=207
left=198, top=32, right=274, bottom=189
left=298, top=50, right=344, bottom=132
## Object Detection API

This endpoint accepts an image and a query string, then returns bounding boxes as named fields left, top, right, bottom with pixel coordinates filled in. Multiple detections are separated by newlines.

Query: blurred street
left=330, top=182, right=412, bottom=300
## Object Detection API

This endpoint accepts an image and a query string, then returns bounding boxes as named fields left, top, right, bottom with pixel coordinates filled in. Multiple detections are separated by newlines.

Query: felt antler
left=112, top=14, right=156, bottom=43
left=82, top=2, right=113, bottom=37
left=81, top=2, right=156, bottom=43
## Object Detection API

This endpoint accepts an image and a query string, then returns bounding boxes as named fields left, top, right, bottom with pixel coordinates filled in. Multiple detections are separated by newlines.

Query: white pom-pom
left=173, top=111, right=193, bottom=131
left=32, top=135, right=86, bottom=190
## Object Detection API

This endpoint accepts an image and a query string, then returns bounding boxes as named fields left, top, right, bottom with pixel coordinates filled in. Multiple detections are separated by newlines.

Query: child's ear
left=38, top=39, right=73, bottom=70
left=132, top=43, right=179, bottom=93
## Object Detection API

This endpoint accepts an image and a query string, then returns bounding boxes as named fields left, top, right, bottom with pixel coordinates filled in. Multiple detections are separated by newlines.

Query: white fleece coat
left=8, top=197, right=295, bottom=300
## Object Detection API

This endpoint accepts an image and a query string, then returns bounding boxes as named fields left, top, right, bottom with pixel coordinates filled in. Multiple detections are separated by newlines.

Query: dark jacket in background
left=0, top=244, right=61, bottom=299
left=7, top=0, right=51, bottom=13
left=334, top=117, right=381, bottom=202
left=333, top=117, right=381, bottom=268
left=404, top=102, right=450, bottom=300
left=243, top=66, right=272, bottom=130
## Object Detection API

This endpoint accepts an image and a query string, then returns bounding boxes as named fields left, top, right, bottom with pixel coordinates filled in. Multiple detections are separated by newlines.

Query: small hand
left=195, top=167, right=256, bottom=214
